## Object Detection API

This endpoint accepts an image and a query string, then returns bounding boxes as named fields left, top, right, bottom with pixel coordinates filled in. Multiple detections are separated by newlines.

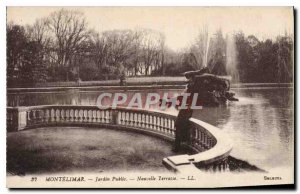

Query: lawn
left=7, top=127, right=176, bottom=175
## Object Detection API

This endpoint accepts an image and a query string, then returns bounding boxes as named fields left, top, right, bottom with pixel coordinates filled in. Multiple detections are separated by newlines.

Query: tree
left=26, top=18, right=51, bottom=47
left=7, top=23, right=49, bottom=86
left=7, top=24, right=28, bottom=86
left=275, top=36, right=293, bottom=83
left=207, top=29, right=227, bottom=75
left=234, top=32, right=257, bottom=82
left=20, top=41, right=48, bottom=84
left=101, top=29, right=136, bottom=77
left=140, top=29, right=163, bottom=75
left=194, top=25, right=210, bottom=68
left=47, top=9, right=91, bottom=81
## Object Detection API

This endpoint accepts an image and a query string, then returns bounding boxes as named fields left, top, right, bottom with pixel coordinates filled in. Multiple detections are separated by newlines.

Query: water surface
left=7, top=87, right=294, bottom=171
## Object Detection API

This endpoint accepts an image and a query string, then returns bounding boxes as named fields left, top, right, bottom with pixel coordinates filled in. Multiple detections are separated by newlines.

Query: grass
left=7, top=127, right=176, bottom=175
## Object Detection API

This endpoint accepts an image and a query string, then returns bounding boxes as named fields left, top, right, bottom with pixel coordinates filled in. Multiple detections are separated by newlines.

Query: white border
left=1, top=0, right=298, bottom=193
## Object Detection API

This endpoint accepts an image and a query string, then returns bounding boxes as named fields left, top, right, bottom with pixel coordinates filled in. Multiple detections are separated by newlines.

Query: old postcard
left=6, top=6, right=294, bottom=188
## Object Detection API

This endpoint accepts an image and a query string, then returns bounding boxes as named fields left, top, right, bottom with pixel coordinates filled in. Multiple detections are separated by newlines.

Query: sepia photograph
left=6, top=6, right=294, bottom=188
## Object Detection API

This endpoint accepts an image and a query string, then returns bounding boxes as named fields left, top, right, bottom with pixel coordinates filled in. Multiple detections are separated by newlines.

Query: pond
left=7, top=86, right=294, bottom=171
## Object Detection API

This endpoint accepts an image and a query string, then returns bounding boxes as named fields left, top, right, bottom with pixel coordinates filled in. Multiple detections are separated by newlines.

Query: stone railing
left=7, top=105, right=177, bottom=141
left=7, top=105, right=233, bottom=173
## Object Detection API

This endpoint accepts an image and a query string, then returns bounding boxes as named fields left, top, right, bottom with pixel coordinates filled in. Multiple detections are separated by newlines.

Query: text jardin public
left=45, top=176, right=177, bottom=182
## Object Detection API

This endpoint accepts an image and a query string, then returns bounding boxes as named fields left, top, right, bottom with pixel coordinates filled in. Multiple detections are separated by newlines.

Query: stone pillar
left=7, top=107, right=27, bottom=132
left=111, top=110, right=118, bottom=125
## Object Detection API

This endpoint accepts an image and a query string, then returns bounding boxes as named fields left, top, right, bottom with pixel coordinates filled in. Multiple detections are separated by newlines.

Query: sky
left=7, top=7, right=294, bottom=51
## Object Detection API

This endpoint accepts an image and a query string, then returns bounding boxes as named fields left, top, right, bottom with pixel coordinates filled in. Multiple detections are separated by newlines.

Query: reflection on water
left=7, top=87, right=294, bottom=171
left=193, top=88, right=294, bottom=170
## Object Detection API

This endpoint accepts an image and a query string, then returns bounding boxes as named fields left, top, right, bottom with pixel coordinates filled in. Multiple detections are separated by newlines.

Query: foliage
left=7, top=9, right=293, bottom=86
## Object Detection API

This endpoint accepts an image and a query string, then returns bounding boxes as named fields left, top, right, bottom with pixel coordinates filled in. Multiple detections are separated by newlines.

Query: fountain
left=226, top=34, right=239, bottom=83
left=183, top=67, right=238, bottom=106
left=171, top=67, right=238, bottom=151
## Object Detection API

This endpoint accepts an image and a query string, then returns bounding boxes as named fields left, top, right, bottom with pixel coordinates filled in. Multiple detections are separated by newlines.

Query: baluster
left=92, top=109, right=95, bottom=123
left=108, top=110, right=112, bottom=123
left=44, top=109, right=48, bottom=123
left=82, top=109, right=86, bottom=122
left=33, top=110, right=38, bottom=124
left=204, top=134, right=208, bottom=149
left=171, top=120, right=175, bottom=135
left=158, top=117, right=162, bottom=132
left=202, top=132, right=206, bottom=148
left=45, top=109, right=50, bottom=123
left=40, top=110, right=44, bottom=123
left=208, top=135, right=212, bottom=148
left=157, top=117, right=161, bottom=131
left=51, top=109, right=55, bottom=122
left=120, top=112, right=123, bottom=125
left=92, top=110, right=95, bottom=123
left=54, top=109, right=58, bottom=122
left=86, top=110, right=90, bottom=122
left=188, top=126, right=193, bottom=145
left=87, top=110, right=92, bottom=122
left=137, top=113, right=141, bottom=127
left=95, top=110, right=100, bottom=122
left=117, top=111, right=122, bottom=125
left=29, top=110, right=33, bottom=124
left=193, top=128, right=197, bottom=146
left=83, top=109, right=87, bottom=122
left=151, top=116, right=154, bottom=129
left=196, top=129, right=200, bottom=147
left=50, top=109, right=54, bottom=122
left=35, top=110, right=40, bottom=123
left=160, top=117, right=163, bottom=132
left=81, top=109, right=85, bottom=122
left=77, top=110, right=82, bottom=122
left=153, top=116, right=158, bottom=130
left=167, top=118, right=171, bottom=134
left=126, top=112, right=130, bottom=125
left=82, top=110, right=86, bottom=122
left=120, top=112, right=125, bottom=125
left=196, top=129, right=200, bottom=146
left=26, top=111, right=31, bottom=125
left=145, top=114, right=149, bottom=128
left=128, top=112, right=131, bottom=126
left=105, top=110, right=109, bottom=123
left=85, top=109, right=88, bottom=122
left=132, top=113, right=136, bottom=127
left=218, top=163, right=222, bottom=172
left=64, top=109, right=68, bottom=121
left=118, top=111, right=121, bottom=124
left=164, top=118, right=168, bottom=134
left=55, top=109, right=59, bottom=122
left=153, top=116, right=157, bottom=130
left=65, top=109, right=69, bottom=122
left=103, top=110, right=107, bottom=123
left=74, top=109, right=78, bottom=122
left=59, top=109, right=63, bottom=122
left=102, top=110, right=105, bottom=123
left=99, top=110, right=103, bottom=123
left=163, top=118, right=167, bottom=133
left=161, top=117, right=165, bottom=132
left=33, top=110, right=37, bottom=124
left=28, top=110, right=32, bottom=125
left=60, top=109, right=64, bottom=122
left=199, top=130, right=203, bottom=148
left=141, top=114, right=145, bottom=128
left=125, top=112, right=128, bottom=125
left=69, top=109, right=74, bottom=122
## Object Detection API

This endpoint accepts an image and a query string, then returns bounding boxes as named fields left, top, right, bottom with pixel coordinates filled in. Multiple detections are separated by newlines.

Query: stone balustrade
left=7, top=105, right=233, bottom=173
